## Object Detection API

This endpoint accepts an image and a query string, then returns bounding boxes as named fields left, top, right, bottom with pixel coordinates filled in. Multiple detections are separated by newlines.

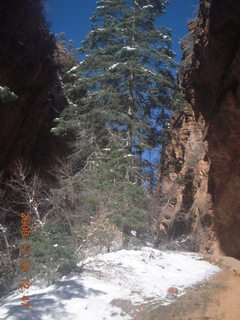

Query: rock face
left=156, top=0, right=240, bottom=258
left=0, top=0, right=66, bottom=172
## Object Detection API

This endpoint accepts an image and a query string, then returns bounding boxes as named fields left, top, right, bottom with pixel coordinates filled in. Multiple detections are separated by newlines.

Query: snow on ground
left=0, top=247, right=220, bottom=320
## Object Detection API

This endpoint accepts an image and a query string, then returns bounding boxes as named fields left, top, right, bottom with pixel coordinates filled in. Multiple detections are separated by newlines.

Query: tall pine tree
left=52, top=0, right=180, bottom=235
left=58, top=0, right=178, bottom=156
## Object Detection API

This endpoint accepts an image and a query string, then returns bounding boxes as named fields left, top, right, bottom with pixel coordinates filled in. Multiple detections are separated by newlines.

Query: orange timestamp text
left=20, top=212, right=31, bottom=307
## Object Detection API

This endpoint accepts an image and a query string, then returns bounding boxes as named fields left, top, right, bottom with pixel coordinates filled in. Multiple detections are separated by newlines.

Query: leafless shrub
left=2, top=159, right=54, bottom=228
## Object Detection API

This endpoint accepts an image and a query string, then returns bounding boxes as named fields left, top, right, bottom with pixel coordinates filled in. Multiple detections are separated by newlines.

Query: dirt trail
left=155, top=255, right=240, bottom=320
left=190, top=255, right=240, bottom=320
left=115, top=255, right=240, bottom=320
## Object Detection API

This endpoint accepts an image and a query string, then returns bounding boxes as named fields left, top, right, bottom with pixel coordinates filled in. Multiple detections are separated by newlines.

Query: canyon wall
left=0, top=0, right=66, bottom=173
left=156, top=0, right=240, bottom=258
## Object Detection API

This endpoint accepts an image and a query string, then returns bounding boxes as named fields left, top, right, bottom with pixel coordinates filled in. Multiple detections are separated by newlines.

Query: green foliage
left=170, top=158, right=183, bottom=173
left=54, top=0, right=179, bottom=155
left=0, top=86, right=18, bottom=103
left=49, top=0, right=181, bottom=239
left=29, top=222, right=77, bottom=282
left=78, top=0, right=178, bottom=151
left=176, top=176, right=191, bottom=186
left=79, top=138, right=150, bottom=234
left=110, top=205, right=149, bottom=234
left=82, top=194, right=102, bottom=213
left=50, top=137, right=150, bottom=236
left=108, top=179, right=149, bottom=227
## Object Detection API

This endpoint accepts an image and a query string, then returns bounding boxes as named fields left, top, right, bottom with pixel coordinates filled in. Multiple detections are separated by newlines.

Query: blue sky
left=45, top=0, right=199, bottom=62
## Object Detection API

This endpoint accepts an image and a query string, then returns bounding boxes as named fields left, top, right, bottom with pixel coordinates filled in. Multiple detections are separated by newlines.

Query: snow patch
left=0, top=248, right=220, bottom=320
left=142, top=5, right=154, bottom=9
left=141, top=67, right=157, bottom=75
left=67, top=66, right=78, bottom=74
left=122, top=46, right=137, bottom=51
left=109, top=62, right=128, bottom=71
left=109, top=62, right=121, bottom=71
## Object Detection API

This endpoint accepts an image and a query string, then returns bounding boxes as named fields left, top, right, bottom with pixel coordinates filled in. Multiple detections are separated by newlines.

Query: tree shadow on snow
left=2, top=278, right=106, bottom=320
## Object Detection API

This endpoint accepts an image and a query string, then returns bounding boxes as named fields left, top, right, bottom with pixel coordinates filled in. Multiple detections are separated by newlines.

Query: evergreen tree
left=58, top=0, right=178, bottom=156
left=53, top=0, right=180, bottom=234
left=78, top=137, right=150, bottom=234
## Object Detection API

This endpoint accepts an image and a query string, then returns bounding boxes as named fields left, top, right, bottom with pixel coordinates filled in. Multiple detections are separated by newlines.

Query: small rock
left=167, top=287, right=179, bottom=296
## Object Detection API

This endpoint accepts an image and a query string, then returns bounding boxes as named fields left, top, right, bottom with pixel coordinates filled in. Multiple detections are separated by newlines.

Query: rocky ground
left=127, top=255, right=240, bottom=320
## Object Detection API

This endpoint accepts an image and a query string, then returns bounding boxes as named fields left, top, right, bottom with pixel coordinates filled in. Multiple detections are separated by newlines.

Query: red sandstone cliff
left=156, top=0, right=240, bottom=258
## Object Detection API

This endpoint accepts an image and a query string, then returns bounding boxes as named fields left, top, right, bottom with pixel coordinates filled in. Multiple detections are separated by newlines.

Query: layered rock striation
left=156, top=0, right=240, bottom=258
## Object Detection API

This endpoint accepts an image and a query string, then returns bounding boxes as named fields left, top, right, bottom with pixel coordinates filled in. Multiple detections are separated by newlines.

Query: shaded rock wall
left=0, top=0, right=66, bottom=173
left=156, top=0, right=240, bottom=258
